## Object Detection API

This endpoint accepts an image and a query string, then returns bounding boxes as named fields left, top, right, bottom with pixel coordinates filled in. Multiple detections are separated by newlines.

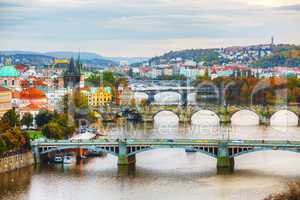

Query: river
left=1, top=123, right=300, bottom=200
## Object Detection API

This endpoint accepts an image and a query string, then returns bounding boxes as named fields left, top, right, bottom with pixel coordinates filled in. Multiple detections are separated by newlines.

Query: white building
left=46, top=88, right=68, bottom=111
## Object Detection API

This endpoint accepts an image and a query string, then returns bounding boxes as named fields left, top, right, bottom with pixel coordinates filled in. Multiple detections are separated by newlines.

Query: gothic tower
left=63, top=54, right=82, bottom=89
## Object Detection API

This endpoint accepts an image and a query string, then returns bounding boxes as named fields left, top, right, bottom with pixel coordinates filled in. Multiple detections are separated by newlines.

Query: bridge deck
left=32, top=139, right=300, bottom=148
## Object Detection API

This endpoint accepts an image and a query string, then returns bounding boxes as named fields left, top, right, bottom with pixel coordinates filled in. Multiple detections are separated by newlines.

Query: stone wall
left=0, top=151, right=34, bottom=174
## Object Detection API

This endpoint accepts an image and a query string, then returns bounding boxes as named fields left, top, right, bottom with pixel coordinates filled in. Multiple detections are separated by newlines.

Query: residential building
left=87, top=86, right=112, bottom=107
left=0, top=86, right=12, bottom=116
left=18, top=87, right=47, bottom=108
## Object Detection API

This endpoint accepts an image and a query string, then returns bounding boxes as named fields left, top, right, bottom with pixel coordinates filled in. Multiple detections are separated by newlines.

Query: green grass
left=26, top=130, right=43, bottom=140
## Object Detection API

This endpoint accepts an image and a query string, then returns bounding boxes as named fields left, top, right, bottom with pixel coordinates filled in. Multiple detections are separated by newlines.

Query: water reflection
left=0, top=166, right=33, bottom=200
left=1, top=123, right=300, bottom=200
left=104, top=122, right=300, bottom=141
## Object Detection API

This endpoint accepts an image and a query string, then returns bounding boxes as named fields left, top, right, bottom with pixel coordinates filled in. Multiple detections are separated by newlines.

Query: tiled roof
left=19, top=87, right=46, bottom=99
left=0, top=86, right=10, bottom=92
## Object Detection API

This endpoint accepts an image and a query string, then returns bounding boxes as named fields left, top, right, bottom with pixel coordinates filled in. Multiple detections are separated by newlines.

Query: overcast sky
left=0, top=0, right=300, bottom=57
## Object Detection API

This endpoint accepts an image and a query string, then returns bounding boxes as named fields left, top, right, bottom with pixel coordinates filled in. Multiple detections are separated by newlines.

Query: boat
left=53, top=156, right=63, bottom=163
left=185, top=147, right=197, bottom=153
left=63, top=155, right=76, bottom=164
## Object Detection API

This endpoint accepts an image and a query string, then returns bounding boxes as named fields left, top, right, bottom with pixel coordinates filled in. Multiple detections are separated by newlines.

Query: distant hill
left=0, top=50, right=43, bottom=55
left=252, top=45, right=300, bottom=67
left=108, top=57, right=149, bottom=65
left=0, top=51, right=117, bottom=67
left=0, top=53, right=54, bottom=66
left=148, top=48, right=227, bottom=66
left=45, top=51, right=103, bottom=60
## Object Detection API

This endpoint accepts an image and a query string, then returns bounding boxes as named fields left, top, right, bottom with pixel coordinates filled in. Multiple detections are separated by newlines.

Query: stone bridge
left=136, top=105, right=300, bottom=126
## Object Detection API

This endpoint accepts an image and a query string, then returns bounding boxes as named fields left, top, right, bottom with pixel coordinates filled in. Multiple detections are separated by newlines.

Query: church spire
left=76, top=51, right=81, bottom=74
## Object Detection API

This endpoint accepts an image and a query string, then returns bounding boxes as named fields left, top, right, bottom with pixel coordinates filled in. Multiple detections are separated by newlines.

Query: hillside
left=0, top=53, right=54, bottom=66
left=45, top=51, right=103, bottom=60
left=147, top=44, right=300, bottom=67
left=149, top=49, right=228, bottom=66
left=252, top=45, right=300, bottom=67
left=0, top=51, right=117, bottom=67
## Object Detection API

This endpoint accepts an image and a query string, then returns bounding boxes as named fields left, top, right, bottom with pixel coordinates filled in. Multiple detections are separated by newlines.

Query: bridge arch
left=127, top=146, right=218, bottom=158
left=231, top=109, right=260, bottom=126
left=224, top=81, right=241, bottom=106
left=231, top=148, right=300, bottom=158
left=195, top=81, right=219, bottom=104
left=270, top=110, right=299, bottom=126
left=250, top=79, right=272, bottom=105
left=153, top=110, right=179, bottom=125
left=38, top=146, right=119, bottom=156
left=191, top=110, right=220, bottom=126
left=154, top=91, right=181, bottom=105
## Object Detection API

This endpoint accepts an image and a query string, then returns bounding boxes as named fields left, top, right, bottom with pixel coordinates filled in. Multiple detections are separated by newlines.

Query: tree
left=51, top=113, right=75, bottom=138
left=1, top=109, right=20, bottom=128
left=0, top=128, right=28, bottom=152
left=265, top=181, right=300, bottom=200
left=42, top=122, right=64, bottom=139
left=35, top=110, right=54, bottom=128
left=21, top=113, right=33, bottom=129
left=103, top=71, right=116, bottom=86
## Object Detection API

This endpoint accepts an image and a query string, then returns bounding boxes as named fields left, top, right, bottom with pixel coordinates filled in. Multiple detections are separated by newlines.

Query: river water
left=1, top=124, right=300, bottom=200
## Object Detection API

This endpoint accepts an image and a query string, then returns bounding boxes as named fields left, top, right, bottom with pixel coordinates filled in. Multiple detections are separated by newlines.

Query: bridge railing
left=31, top=138, right=300, bottom=147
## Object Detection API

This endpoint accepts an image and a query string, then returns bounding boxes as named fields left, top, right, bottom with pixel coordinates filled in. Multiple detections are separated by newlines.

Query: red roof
left=33, top=80, right=47, bottom=87
left=15, top=65, right=27, bottom=73
left=19, top=88, right=46, bottom=99
left=21, top=103, right=48, bottom=111
left=0, top=86, right=10, bottom=92
left=12, top=91, right=20, bottom=98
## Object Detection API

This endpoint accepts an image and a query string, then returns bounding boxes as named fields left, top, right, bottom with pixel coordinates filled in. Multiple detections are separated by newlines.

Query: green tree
left=21, top=113, right=33, bottom=129
left=36, top=110, right=54, bottom=128
left=51, top=113, right=75, bottom=138
left=42, top=122, right=64, bottom=139
left=103, top=71, right=116, bottom=86
left=1, top=109, right=20, bottom=128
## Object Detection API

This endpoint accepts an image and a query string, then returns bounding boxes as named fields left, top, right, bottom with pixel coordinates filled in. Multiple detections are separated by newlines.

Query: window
left=4, top=80, right=7, bottom=85
left=12, top=80, right=15, bottom=86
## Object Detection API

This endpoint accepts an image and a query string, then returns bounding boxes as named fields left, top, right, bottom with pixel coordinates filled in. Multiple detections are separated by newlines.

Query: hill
left=148, top=49, right=228, bottom=66
left=252, top=44, right=300, bottom=67
left=0, top=51, right=117, bottom=67
left=45, top=51, right=103, bottom=60
left=146, top=44, right=300, bottom=67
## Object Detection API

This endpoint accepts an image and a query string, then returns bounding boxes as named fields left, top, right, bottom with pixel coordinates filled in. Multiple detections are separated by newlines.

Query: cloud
left=278, top=4, right=300, bottom=11
left=0, top=0, right=299, bottom=56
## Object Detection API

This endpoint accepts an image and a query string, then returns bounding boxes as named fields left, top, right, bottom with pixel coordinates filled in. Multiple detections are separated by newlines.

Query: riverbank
left=0, top=151, right=34, bottom=174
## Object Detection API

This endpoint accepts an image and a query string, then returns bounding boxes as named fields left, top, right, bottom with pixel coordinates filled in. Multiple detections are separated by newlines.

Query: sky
left=0, top=0, right=300, bottom=57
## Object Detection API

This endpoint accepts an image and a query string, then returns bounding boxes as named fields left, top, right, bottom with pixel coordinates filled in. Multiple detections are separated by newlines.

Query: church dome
left=0, top=65, right=20, bottom=77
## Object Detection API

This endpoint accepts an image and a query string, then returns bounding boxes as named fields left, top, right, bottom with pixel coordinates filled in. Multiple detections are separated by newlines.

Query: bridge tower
left=217, top=142, right=234, bottom=174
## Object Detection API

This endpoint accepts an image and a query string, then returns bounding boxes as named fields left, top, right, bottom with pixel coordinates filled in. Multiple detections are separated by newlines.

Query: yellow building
left=53, top=59, right=69, bottom=65
left=0, top=86, right=12, bottom=116
left=88, top=86, right=112, bottom=107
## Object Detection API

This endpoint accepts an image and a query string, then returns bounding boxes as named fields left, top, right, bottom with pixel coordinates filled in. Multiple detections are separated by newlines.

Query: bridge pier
left=118, top=140, right=136, bottom=166
left=76, top=148, right=84, bottom=163
left=217, top=142, right=234, bottom=174
left=32, top=145, right=41, bottom=164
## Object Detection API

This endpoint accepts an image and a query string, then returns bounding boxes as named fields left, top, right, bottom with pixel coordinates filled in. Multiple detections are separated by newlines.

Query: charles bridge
left=134, top=105, right=300, bottom=125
